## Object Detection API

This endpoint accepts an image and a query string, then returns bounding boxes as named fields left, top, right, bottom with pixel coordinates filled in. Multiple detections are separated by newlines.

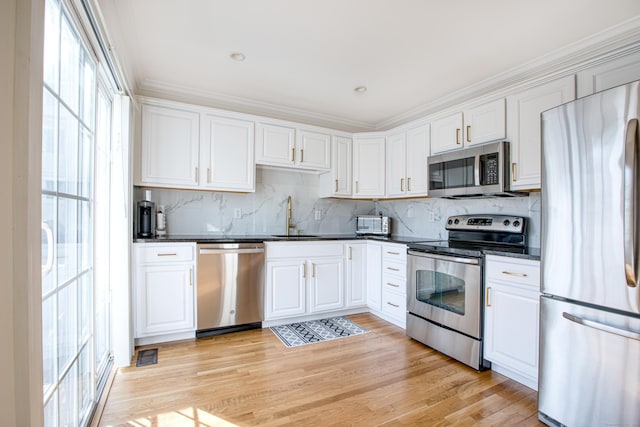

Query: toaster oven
left=356, top=215, right=391, bottom=236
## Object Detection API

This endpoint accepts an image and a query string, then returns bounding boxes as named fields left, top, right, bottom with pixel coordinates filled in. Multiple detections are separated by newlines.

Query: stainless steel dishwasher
left=196, top=242, right=264, bottom=337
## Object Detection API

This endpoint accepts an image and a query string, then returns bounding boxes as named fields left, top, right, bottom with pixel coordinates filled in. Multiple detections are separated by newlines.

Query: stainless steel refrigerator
left=539, top=80, right=640, bottom=426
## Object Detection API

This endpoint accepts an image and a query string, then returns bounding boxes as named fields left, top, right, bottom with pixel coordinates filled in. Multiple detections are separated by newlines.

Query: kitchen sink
left=271, top=234, right=318, bottom=238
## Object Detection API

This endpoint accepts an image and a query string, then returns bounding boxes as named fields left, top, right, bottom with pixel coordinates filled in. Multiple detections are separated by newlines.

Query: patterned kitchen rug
left=270, top=317, right=368, bottom=348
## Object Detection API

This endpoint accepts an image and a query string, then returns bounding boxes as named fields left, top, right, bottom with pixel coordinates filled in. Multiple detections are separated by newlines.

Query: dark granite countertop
left=134, top=234, right=540, bottom=260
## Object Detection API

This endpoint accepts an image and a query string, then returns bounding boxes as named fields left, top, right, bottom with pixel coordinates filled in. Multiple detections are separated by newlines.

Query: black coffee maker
left=137, top=191, right=155, bottom=238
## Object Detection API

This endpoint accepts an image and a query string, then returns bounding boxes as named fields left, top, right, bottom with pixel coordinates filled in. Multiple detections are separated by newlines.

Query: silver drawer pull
left=157, top=253, right=177, bottom=257
left=387, top=251, right=400, bottom=255
left=387, top=302, right=400, bottom=308
left=502, top=271, right=527, bottom=277
left=386, top=282, right=400, bottom=288
left=387, top=267, right=400, bottom=272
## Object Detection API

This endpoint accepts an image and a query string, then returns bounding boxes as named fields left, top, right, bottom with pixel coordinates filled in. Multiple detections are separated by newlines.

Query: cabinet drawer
left=382, top=259, right=406, bottom=279
left=485, top=255, right=540, bottom=289
left=266, top=242, right=343, bottom=259
left=382, top=244, right=407, bottom=263
left=381, top=290, right=406, bottom=320
left=382, top=277, right=406, bottom=295
left=136, top=244, right=195, bottom=263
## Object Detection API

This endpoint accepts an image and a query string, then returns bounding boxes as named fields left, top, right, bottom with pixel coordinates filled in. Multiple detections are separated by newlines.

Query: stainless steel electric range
left=406, top=214, right=527, bottom=370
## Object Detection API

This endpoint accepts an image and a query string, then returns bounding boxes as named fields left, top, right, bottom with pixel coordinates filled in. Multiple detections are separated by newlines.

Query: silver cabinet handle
left=335, top=179, right=338, bottom=192
left=400, top=178, right=404, bottom=192
left=563, top=312, right=640, bottom=341
left=348, top=246, right=352, bottom=260
left=624, top=118, right=639, bottom=288
left=486, top=287, right=491, bottom=307
left=511, top=163, right=517, bottom=182
left=301, top=149, right=304, bottom=163
left=501, top=271, right=527, bottom=277
left=291, top=147, right=295, bottom=162
left=387, top=302, right=400, bottom=308
left=157, top=253, right=177, bottom=257
left=407, top=177, right=411, bottom=192
left=387, top=251, right=400, bottom=255
left=386, top=282, right=400, bottom=288
left=189, top=269, right=193, bottom=286
left=387, top=267, right=400, bottom=272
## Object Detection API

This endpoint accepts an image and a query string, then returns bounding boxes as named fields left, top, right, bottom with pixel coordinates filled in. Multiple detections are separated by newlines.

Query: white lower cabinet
left=365, top=242, right=382, bottom=311
left=133, top=243, right=196, bottom=342
left=379, top=243, right=407, bottom=328
left=345, top=243, right=367, bottom=307
left=484, top=255, right=540, bottom=390
left=265, top=242, right=348, bottom=323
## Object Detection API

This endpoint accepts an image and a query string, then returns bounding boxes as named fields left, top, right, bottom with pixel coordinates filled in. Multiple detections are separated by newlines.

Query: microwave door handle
left=624, top=118, right=639, bottom=288
left=474, top=155, right=481, bottom=186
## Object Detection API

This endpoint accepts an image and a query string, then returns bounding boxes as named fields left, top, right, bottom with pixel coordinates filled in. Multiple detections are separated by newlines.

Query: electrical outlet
left=315, top=209, right=322, bottom=220
left=428, top=212, right=435, bottom=222
left=234, top=208, right=242, bottom=219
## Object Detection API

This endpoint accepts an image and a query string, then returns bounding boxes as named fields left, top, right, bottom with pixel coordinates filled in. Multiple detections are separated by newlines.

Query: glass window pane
left=57, top=280, right=77, bottom=374
left=43, top=0, right=60, bottom=92
left=57, top=198, right=77, bottom=284
left=58, top=106, right=79, bottom=195
left=59, top=362, right=78, bottom=427
left=42, top=294, right=57, bottom=397
left=78, top=344, right=94, bottom=422
left=42, top=89, right=58, bottom=192
left=78, top=273, right=92, bottom=344
left=59, top=15, right=79, bottom=113
left=44, top=392, right=57, bottom=427
left=79, top=200, right=92, bottom=272
left=81, top=53, right=95, bottom=128
left=42, top=194, right=57, bottom=295
left=79, top=128, right=92, bottom=198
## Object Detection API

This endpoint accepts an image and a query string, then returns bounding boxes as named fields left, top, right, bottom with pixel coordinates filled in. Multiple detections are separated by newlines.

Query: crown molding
left=136, top=79, right=378, bottom=133
left=376, top=15, right=640, bottom=131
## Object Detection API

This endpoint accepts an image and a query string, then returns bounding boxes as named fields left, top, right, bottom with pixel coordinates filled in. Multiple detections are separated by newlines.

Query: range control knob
left=454, top=218, right=460, bottom=225
left=503, top=219, right=510, bottom=226
left=513, top=220, right=521, bottom=228
left=447, top=219, right=453, bottom=225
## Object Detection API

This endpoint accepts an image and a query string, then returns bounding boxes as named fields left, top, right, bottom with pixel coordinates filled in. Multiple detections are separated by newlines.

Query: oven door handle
left=408, top=250, right=480, bottom=265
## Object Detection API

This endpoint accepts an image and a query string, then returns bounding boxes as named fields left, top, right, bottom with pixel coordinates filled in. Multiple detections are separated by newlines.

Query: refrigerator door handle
left=623, top=118, right=639, bottom=288
left=563, top=312, right=640, bottom=341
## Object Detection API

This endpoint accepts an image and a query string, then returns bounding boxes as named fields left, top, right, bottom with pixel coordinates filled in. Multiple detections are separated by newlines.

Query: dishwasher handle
left=199, top=248, right=264, bottom=255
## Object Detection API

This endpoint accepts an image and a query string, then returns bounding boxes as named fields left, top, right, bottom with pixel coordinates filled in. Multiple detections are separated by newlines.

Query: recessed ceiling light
left=229, top=52, right=246, bottom=62
left=354, top=86, right=367, bottom=93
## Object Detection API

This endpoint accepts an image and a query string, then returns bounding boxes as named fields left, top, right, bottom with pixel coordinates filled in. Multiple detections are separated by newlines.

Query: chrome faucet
left=286, top=195, right=296, bottom=236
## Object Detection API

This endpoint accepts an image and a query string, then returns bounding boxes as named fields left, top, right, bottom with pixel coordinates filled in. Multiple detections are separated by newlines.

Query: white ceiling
left=98, top=0, right=640, bottom=131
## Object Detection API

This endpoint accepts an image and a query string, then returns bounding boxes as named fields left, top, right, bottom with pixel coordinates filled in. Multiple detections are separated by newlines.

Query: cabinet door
left=135, top=264, right=195, bottom=336
left=345, top=243, right=367, bottom=307
left=297, top=130, right=331, bottom=170
left=577, top=51, right=640, bottom=97
left=332, top=136, right=352, bottom=196
left=464, top=98, right=506, bottom=146
left=507, top=75, right=575, bottom=190
left=430, top=112, right=463, bottom=154
left=366, top=243, right=382, bottom=310
left=484, top=281, right=540, bottom=388
left=255, top=123, right=295, bottom=167
left=265, top=260, right=306, bottom=319
left=386, top=132, right=407, bottom=197
left=140, top=104, right=199, bottom=187
left=200, top=115, right=255, bottom=192
left=353, top=137, right=385, bottom=198
left=405, top=125, right=429, bottom=196
left=309, top=257, right=344, bottom=313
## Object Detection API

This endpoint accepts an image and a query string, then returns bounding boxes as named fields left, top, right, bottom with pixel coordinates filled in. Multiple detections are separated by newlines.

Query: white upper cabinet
left=577, top=50, right=640, bottom=98
left=320, top=135, right=352, bottom=197
left=385, top=125, right=429, bottom=198
left=139, top=104, right=200, bottom=187
left=507, top=75, right=575, bottom=190
left=255, top=124, right=331, bottom=171
left=255, top=123, right=296, bottom=167
left=463, top=98, right=506, bottom=146
left=430, top=99, right=506, bottom=154
left=430, top=112, right=463, bottom=154
left=200, top=115, right=255, bottom=192
left=352, top=136, right=385, bottom=198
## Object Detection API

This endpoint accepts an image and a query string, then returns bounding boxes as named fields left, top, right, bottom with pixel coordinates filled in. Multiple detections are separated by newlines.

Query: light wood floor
left=97, top=313, right=542, bottom=426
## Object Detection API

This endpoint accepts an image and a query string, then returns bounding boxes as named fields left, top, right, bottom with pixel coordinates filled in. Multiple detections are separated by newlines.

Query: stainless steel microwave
left=427, top=141, right=523, bottom=198
left=356, top=215, right=391, bottom=235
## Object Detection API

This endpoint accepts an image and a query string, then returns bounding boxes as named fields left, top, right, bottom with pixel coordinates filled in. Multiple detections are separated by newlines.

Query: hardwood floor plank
left=98, top=313, right=542, bottom=426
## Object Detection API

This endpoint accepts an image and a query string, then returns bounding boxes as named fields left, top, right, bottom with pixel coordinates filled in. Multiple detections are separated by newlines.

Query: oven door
left=407, top=250, right=482, bottom=339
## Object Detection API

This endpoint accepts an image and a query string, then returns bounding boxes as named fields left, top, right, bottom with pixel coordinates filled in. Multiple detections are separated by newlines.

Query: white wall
left=2, top=0, right=45, bottom=425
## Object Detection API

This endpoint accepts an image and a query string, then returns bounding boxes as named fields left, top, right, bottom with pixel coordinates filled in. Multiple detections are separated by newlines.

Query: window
left=42, top=0, right=113, bottom=424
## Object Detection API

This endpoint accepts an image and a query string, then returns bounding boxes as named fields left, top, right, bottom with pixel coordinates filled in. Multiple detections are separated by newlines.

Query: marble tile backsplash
left=136, top=168, right=541, bottom=247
